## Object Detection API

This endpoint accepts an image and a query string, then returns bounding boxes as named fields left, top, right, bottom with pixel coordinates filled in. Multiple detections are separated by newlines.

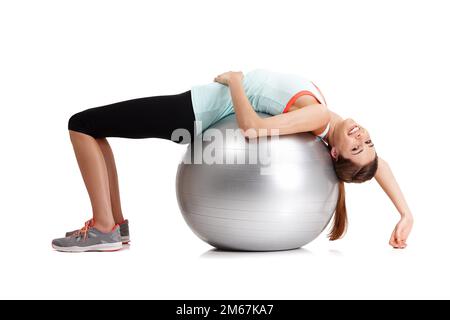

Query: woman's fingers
left=395, top=239, right=407, bottom=249
left=396, top=227, right=408, bottom=248
left=389, top=229, right=407, bottom=249
left=389, top=229, right=397, bottom=246
left=392, top=238, right=407, bottom=249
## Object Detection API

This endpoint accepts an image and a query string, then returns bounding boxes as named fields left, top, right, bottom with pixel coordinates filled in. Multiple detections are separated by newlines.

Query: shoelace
left=72, top=219, right=94, bottom=241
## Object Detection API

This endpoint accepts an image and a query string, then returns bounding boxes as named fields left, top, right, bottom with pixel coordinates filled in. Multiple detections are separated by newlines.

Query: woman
left=52, top=69, right=413, bottom=252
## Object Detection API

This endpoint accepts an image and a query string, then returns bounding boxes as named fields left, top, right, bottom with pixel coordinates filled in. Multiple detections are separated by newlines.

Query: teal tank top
left=190, top=68, right=326, bottom=135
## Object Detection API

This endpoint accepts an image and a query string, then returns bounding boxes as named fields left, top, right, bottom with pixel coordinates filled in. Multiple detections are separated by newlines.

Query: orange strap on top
left=282, top=90, right=321, bottom=113
left=282, top=81, right=327, bottom=113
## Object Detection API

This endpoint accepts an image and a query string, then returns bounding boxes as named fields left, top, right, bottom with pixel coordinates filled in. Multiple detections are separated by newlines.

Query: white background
left=1, top=0, right=449, bottom=299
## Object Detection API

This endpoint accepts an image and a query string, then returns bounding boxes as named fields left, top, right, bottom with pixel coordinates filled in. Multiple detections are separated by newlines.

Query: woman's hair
left=328, top=154, right=379, bottom=240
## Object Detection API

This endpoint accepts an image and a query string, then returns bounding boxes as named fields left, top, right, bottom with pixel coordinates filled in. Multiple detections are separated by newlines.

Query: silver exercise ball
left=175, top=113, right=339, bottom=251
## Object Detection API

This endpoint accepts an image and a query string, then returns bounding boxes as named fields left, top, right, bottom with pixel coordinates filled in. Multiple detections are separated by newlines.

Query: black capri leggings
left=68, top=90, right=196, bottom=144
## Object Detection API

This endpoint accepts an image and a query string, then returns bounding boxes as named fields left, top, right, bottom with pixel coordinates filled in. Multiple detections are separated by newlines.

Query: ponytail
left=328, top=180, right=348, bottom=240
left=329, top=152, right=378, bottom=240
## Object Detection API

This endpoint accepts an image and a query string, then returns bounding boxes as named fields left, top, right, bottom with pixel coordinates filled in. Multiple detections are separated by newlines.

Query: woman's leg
left=96, top=137, right=124, bottom=224
left=68, top=130, right=115, bottom=232
left=66, top=90, right=195, bottom=232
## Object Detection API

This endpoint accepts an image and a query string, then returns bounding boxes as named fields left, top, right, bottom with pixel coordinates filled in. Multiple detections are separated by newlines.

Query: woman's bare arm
left=227, top=75, right=329, bottom=138
left=253, top=103, right=329, bottom=137
left=375, top=157, right=414, bottom=248
left=227, top=75, right=261, bottom=133
left=375, top=157, right=412, bottom=217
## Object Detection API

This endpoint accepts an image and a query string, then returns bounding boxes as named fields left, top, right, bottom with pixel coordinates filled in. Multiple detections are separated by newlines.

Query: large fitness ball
left=175, top=113, right=338, bottom=251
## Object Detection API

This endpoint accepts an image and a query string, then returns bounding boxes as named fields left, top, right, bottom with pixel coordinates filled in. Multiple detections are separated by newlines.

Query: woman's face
left=331, top=118, right=376, bottom=166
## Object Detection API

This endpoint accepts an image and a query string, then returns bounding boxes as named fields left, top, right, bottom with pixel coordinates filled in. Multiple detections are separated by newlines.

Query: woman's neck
left=324, top=111, right=343, bottom=147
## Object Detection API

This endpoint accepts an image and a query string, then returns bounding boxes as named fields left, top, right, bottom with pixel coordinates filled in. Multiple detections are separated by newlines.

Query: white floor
left=2, top=228, right=448, bottom=299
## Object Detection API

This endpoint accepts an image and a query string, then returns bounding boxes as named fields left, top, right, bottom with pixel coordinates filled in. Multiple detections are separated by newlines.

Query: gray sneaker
left=66, top=219, right=130, bottom=244
left=53, top=220, right=122, bottom=252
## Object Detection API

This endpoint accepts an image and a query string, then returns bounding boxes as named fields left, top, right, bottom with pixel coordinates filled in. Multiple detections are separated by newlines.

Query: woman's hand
left=389, top=215, right=413, bottom=249
left=214, top=71, right=244, bottom=86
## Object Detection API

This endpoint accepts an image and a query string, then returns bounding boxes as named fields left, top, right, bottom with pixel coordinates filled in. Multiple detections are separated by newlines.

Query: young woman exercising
left=52, top=69, right=413, bottom=252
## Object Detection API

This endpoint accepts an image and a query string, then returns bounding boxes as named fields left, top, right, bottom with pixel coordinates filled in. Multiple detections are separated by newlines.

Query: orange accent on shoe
left=72, top=219, right=95, bottom=241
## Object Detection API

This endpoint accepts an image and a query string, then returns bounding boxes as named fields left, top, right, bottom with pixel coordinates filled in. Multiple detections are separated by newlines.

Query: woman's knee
left=68, top=111, right=95, bottom=137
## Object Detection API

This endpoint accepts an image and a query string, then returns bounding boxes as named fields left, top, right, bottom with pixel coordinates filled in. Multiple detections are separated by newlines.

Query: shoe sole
left=64, top=235, right=130, bottom=244
left=52, top=242, right=123, bottom=253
